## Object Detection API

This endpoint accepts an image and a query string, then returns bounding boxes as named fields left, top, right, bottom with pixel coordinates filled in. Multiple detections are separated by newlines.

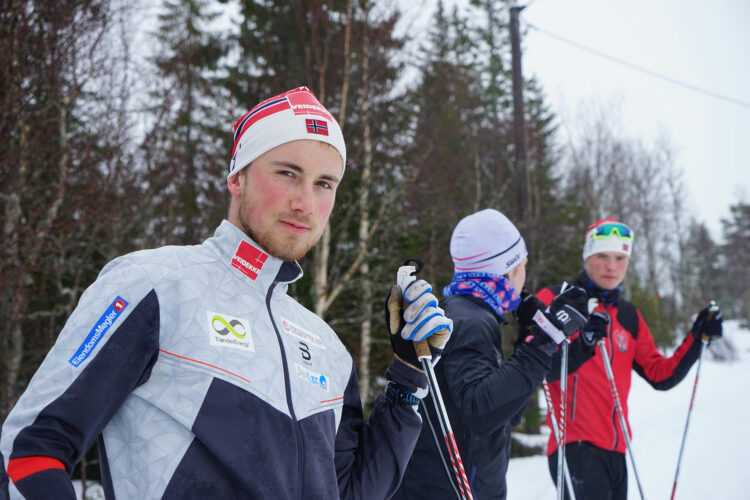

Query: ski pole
left=389, top=260, right=473, bottom=500
left=556, top=338, right=570, bottom=500
left=670, top=301, right=718, bottom=500
left=542, top=379, right=577, bottom=500
left=598, top=337, right=646, bottom=500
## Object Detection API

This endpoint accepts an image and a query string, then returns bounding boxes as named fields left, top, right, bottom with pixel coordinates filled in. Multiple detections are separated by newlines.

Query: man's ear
left=227, top=170, right=243, bottom=197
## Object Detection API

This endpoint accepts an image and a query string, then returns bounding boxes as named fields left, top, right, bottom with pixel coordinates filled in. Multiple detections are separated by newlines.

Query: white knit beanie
left=228, top=86, right=346, bottom=179
left=450, top=209, right=528, bottom=276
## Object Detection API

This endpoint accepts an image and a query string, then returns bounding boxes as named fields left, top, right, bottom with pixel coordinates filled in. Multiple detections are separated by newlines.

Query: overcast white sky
left=519, top=0, right=750, bottom=241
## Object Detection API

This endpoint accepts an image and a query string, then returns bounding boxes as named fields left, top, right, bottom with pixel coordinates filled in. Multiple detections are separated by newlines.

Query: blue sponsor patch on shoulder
left=69, top=297, right=129, bottom=367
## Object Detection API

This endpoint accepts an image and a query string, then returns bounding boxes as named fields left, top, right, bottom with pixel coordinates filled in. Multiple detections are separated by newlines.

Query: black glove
left=580, top=311, right=610, bottom=350
left=515, top=286, right=590, bottom=356
left=528, top=285, right=590, bottom=347
left=384, top=280, right=452, bottom=370
left=691, top=303, right=723, bottom=342
left=515, top=289, right=546, bottom=333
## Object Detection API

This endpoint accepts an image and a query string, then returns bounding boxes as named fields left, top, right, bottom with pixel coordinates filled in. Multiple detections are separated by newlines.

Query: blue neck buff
left=576, top=268, right=621, bottom=305
left=443, top=272, right=521, bottom=318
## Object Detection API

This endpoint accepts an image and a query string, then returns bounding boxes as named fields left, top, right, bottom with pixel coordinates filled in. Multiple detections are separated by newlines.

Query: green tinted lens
left=594, top=223, right=633, bottom=239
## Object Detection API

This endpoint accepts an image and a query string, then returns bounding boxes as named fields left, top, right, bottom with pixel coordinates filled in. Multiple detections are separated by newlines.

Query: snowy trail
left=506, top=320, right=750, bottom=500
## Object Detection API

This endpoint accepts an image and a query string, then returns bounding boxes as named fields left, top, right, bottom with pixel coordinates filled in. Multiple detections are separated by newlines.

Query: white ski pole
left=556, top=338, right=570, bottom=500
left=670, top=301, right=718, bottom=500
left=389, top=260, right=473, bottom=500
left=542, top=379, right=577, bottom=500
left=598, top=338, right=646, bottom=500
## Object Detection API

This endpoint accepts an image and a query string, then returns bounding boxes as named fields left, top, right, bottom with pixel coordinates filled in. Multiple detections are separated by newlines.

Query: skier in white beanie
left=395, top=208, right=590, bottom=500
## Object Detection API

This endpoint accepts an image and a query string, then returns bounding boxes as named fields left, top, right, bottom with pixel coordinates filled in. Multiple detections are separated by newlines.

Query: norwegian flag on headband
left=306, top=119, right=329, bottom=136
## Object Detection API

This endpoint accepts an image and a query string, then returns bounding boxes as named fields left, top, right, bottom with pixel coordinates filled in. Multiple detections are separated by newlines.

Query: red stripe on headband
left=452, top=251, right=490, bottom=262
left=231, top=98, right=291, bottom=157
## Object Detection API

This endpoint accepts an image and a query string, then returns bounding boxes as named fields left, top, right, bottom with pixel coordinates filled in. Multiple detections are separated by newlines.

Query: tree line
left=2, top=0, right=748, bottom=475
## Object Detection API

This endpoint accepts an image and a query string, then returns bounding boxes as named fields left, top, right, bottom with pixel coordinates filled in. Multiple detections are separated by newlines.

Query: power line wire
left=525, top=22, right=750, bottom=110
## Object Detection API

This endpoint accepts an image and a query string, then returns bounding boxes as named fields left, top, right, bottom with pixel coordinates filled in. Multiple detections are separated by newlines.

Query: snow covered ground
left=506, top=319, right=750, bottom=500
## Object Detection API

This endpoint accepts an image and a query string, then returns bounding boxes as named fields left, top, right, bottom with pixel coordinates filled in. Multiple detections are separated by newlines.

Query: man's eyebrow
left=271, top=160, right=341, bottom=183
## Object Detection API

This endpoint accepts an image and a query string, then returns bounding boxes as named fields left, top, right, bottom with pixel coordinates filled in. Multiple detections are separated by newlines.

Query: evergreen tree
left=721, top=202, right=750, bottom=324
left=140, top=0, right=228, bottom=247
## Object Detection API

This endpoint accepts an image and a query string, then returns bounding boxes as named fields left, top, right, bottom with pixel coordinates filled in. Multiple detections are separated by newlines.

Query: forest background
left=2, top=0, right=748, bottom=485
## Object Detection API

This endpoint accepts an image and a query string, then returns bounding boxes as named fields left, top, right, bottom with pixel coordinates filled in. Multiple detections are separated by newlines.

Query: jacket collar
left=206, top=220, right=304, bottom=292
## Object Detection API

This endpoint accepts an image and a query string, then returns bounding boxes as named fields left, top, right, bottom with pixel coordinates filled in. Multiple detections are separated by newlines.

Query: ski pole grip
left=415, top=340, right=431, bottom=359
left=701, top=301, right=719, bottom=343
left=388, top=285, right=403, bottom=335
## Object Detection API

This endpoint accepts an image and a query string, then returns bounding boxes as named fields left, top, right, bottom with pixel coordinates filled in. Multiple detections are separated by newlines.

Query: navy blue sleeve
left=335, top=360, right=425, bottom=500
left=546, top=336, right=595, bottom=382
left=442, top=314, right=551, bottom=434
left=2, top=290, right=160, bottom=495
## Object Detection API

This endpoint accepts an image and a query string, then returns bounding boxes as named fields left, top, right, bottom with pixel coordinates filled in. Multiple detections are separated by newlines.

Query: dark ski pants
left=548, top=441, right=627, bottom=500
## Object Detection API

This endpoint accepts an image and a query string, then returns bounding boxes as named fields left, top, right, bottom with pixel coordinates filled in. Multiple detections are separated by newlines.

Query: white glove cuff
left=533, top=309, right=566, bottom=344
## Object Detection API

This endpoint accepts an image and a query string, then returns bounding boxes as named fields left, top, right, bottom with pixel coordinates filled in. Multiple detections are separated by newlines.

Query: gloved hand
left=580, top=311, right=610, bottom=350
left=385, top=279, right=453, bottom=370
left=691, top=303, right=723, bottom=342
left=515, top=289, right=547, bottom=333
left=526, top=285, right=590, bottom=347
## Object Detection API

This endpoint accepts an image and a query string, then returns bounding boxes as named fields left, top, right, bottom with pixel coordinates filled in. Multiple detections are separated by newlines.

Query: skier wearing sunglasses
left=537, top=218, right=723, bottom=500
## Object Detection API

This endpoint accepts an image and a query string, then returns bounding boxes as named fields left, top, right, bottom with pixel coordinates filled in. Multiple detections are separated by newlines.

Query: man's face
left=584, top=252, right=630, bottom=290
left=228, top=140, right=342, bottom=261
left=506, top=257, right=528, bottom=293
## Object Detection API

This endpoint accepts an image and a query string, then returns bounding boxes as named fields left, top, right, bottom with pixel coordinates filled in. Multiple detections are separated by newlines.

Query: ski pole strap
left=385, top=381, right=420, bottom=406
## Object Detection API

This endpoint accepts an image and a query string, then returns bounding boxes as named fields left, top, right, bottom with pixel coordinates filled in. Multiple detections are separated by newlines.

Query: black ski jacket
left=393, top=294, right=552, bottom=500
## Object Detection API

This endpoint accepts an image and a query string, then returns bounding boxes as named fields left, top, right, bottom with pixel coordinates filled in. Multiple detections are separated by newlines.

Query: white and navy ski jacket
left=1, top=220, right=425, bottom=499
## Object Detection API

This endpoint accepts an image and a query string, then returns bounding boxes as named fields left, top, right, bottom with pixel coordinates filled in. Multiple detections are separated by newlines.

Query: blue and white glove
left=385, top=279, right=452, bottom=370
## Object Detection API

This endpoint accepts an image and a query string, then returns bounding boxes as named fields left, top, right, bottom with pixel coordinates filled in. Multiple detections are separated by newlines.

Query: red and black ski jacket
left=538, top=275, right=702, bottom=456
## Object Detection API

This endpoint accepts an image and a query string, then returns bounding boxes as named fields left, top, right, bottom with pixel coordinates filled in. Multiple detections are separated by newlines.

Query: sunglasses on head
left=592, top=222, right=633, bottom=240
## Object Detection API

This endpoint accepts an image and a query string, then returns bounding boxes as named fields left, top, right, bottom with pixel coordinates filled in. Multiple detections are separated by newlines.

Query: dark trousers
left=548, top=441, right=627, bottom=500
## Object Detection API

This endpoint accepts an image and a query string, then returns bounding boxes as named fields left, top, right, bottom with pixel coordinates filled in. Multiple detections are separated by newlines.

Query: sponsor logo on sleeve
left=280, top=318, right=326, bottom=349
left=295, top=363, right=328, bottom=392
left=207, top=311, right=255, bottom=352
left=69, top=297, right=129, bottom=367
left=231, top=240, right=269, bottom=281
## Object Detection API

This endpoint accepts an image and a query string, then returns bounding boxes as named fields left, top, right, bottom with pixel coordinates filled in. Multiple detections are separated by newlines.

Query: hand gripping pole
left=670, top=301, right=719, bottom=500
left=389, top=260, right=473, bottom=500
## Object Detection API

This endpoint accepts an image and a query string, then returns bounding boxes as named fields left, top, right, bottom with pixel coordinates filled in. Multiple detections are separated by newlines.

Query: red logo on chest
left=614, top=328, right=629, bottom=352
left=231, top=241, right=269, bottom=281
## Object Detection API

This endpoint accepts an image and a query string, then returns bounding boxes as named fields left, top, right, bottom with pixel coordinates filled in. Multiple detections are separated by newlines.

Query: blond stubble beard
left=237, top=197, right=318, bottom=262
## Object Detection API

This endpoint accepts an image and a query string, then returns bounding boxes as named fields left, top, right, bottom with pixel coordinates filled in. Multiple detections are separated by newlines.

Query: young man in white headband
left=538, top=218, right=724, bottom=500
left=1, top=87, right=452, bottom=499
left=395, top=208, right=592, bottom=499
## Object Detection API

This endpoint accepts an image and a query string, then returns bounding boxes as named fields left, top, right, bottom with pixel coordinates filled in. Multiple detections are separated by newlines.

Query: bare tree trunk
left=313, top=0, right=352, bottom=318
left=357, top=0, right=373, bottom=407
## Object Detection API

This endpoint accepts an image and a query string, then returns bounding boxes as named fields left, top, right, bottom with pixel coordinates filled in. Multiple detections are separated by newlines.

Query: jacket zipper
left=266, top=280, right=305, bottom=500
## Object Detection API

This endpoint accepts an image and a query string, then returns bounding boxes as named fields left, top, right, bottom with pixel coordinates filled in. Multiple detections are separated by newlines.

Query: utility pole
left=510, top=5, right=533, bottom=256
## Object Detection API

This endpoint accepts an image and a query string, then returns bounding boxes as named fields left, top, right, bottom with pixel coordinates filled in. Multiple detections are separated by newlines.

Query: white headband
left=228, top=86, right=346, bottom=179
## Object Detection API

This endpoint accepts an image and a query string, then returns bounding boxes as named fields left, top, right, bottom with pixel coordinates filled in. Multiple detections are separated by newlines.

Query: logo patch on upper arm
left=207, top=311, right=255, bottom=351
left=69, top=297, right=129, bottom=367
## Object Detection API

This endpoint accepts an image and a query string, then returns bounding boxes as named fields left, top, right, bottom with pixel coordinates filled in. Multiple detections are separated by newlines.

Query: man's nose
left=290, top=183, right=314, bottom=214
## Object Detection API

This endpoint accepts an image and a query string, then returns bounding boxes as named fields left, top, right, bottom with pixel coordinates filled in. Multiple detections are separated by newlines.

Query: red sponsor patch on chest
left=231, top=240, right=269, bottom=280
